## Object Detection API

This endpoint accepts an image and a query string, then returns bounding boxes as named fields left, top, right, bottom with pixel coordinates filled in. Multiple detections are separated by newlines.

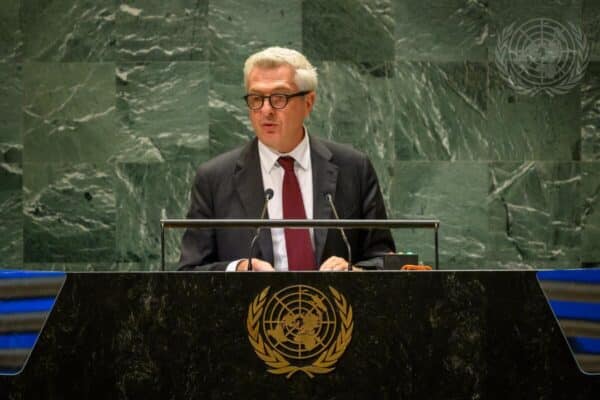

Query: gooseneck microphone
left=325, top=193, right=353, bottom=271
left=247, top=189, right=274, bottom=271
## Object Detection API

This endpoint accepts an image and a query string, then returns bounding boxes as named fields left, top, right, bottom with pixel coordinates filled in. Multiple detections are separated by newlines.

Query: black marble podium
left=1, top=271, right=598, bottom=399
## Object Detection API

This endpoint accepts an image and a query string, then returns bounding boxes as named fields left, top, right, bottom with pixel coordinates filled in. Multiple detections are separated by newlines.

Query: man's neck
left=261, top=127, right=307, bottom=155
left=257, top=127, right=311, bottom=171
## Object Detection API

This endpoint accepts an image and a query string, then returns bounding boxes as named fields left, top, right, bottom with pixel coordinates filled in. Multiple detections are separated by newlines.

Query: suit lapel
left=233, top=139, right=274, bottom=264
left=310, top=136, right=338, bottom=264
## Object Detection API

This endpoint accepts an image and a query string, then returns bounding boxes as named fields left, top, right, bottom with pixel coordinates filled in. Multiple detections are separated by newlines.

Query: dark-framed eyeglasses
left=243, top=91, right=311, bottom=110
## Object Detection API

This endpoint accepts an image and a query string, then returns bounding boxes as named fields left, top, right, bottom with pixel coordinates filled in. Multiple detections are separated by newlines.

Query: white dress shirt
left=226, top=130, right=314, bottom=271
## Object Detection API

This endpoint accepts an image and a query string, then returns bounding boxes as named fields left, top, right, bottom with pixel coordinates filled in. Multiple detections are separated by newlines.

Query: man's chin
left=258, top=130, right=279, bottom=140
left=260, top=127, right=280, bottom=136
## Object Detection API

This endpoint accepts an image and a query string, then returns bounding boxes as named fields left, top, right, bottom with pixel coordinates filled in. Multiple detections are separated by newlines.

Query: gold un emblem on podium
left=247, top=284, right=353, bottom=378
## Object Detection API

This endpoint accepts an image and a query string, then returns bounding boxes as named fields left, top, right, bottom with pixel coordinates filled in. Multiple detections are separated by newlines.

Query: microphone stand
left=247, top=189, right=273, bottom=271
left=325, top=194, right=352, bottom=271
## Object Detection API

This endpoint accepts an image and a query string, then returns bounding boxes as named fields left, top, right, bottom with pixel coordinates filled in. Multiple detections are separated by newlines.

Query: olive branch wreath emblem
left=494, top=19, right=589, bottom=96
left=246, top=286, right=353, bottom=378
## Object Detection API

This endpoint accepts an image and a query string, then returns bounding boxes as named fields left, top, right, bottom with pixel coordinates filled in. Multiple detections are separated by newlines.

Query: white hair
left=243, top=47, right=318, bottom=91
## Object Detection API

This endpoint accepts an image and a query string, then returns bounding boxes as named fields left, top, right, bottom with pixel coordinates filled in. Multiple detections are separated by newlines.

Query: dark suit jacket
left=178, top=135, right=395, bottom=271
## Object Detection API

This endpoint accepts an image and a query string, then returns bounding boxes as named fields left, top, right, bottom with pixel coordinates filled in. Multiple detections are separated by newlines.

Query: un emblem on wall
left=495, top=17, right=589, bottom=96
left=246, top=285, right=353, bottom=378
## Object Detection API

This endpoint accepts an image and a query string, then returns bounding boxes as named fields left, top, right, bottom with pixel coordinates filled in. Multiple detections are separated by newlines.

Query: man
left=179, top=47, right=395, bottom=271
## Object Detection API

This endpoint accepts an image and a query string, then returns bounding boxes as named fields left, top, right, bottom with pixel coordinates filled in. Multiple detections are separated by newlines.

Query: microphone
left=247, top=189, right=274, bottom=271
left=324, top=193, right=352, bottom=271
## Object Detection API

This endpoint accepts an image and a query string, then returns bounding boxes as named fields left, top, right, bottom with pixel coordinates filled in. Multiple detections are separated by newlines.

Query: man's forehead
left=248, top=82, right=294, bottom=93
left=247, top=65, right=297, bottom=91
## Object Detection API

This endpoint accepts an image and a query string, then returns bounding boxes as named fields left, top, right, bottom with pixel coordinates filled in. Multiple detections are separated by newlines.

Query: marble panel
left=389, top=161, right=488, bottom=268
left=490, top=1, right=582, bottom=8
left=115, top=62, right=209, bottom=163
left=303, top=0, right=394, bottom=62
left=0, top=63, right=22, bottom=163
left=23, top=62, right=120, bottom=164
left=209, top=81, right=254, bottom=156
left=23, top=163, right=115, bottom=263
left=582, top=62, right=600, bottom=161
left=21, top=262, right=119, bottom=271
left=584, top=0, right=600, bottom=61
left=115, top=0, right=208, bottom=62
left=208, top=0, right=302, bottom=84
left=0, top=163, right=22, bottom=266
left=487, top=65, right=581, bottom=161
left=0, top=0, right=22, bottom=63
left=207, top=0, right=302, bottom=156
left=393, top=62, right=488, bottom=161
left=487, top=162, right=581, bottom=268
left=582, top=162, right=600, bottom=265
left=488, top=3, right=583, bottom=61
left=21, top=0, right=115, bottom=61
left=3, top=0, right=595, bottom=270
left=394, top=0, right=489, bottom=61
left=115, top=162, right=196, bottom=269
left=307, top=61, right=396, bottom=201
left=20, top=261, right=166, bottom=271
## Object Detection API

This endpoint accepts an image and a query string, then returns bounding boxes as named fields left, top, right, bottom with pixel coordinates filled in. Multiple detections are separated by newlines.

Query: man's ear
left=305, top=91, right=316, bottom=116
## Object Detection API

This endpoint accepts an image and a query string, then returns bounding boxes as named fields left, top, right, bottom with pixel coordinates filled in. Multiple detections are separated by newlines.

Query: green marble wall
left=0, top=0, right=599, bottom=270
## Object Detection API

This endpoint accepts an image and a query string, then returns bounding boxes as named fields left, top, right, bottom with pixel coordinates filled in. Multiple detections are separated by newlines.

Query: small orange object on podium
left=400, top=264, right=432, bottom=271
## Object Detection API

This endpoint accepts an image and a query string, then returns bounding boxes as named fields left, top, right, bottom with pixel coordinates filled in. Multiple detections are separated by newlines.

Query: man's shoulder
left=201, top=147, right=242, bottom=169
left=312, top=136, right=368, bottom=165
left=196, top=141, right=252, bottom=177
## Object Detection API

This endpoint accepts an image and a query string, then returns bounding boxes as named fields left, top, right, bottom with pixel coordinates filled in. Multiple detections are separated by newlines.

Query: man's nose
left=260, top=99, right=275, bottom=114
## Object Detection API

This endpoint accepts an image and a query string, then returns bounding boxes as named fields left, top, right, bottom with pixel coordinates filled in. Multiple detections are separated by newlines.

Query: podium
left=1, top=271, right=599, bottom=399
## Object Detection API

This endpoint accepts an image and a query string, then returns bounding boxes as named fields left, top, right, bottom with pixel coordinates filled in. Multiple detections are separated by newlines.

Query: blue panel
left=0, top=369, right=18, bottom=374
left=537, top=270, right=600, bottom=284
left=548, top=300, right=600, bottom=322
left=0, top=270, right=65, bottom=280
left=0, top=333, right=37, bottom=349
left=0, top=270, right=64, bottom=375
left=0, top=298, right=56, bottom=315
left=568, top=337, right=600, bottom=355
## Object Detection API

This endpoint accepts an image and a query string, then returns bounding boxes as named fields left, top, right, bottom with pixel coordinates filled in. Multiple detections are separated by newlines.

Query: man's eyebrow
left=248, top=85, right=294, bottom=93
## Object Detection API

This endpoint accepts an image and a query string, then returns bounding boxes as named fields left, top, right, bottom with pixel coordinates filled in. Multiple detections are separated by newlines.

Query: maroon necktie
left=278, top=156, right=317, bottom=270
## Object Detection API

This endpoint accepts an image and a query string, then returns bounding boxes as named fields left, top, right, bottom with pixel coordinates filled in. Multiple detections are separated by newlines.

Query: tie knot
left=278, top=156, right=295, bottom=172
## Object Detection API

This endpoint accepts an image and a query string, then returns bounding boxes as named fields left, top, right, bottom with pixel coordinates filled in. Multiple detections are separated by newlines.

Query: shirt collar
left=258, top=127, right=311, bottom=173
